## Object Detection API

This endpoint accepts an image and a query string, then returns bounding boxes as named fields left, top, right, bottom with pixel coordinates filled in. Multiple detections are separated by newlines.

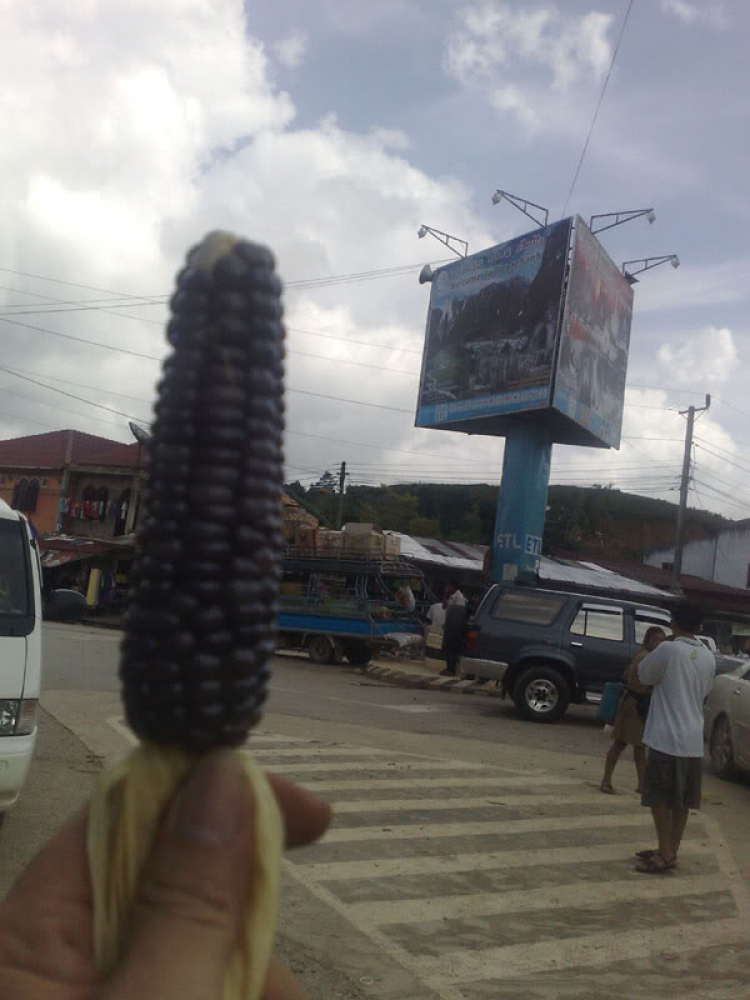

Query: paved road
left=4, top=622, right=750, bottom=998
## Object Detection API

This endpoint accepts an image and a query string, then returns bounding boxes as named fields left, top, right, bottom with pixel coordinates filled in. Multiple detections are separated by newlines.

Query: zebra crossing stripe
left=344, top=872, right=723, bottom=926
left=330, top=791, right=641, bottom=812
left=266, top=759, right=495, bottom=773
left=297, top=774, right=583, bottom=791
left=252, top=747, right=400, bottom=758
left=322, top=810, right=655, bottom=843
left=412, top=917, right=748, bottom=984
left=301, top=840, right=713, bottom=883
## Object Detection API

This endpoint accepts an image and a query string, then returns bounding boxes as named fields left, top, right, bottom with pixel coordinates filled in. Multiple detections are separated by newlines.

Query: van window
left=634, top=612, right=671, bottom=645
left=0, top=519, right=31, bottom=617
left=490, top=590, right=566, bottom=625
left=571, top=607, right=624, bottom=641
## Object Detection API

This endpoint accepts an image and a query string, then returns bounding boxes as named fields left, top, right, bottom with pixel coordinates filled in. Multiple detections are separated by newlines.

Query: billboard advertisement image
left=415, top=218, right=573, bottom=431
left=553, top=216, right=634, bottom=449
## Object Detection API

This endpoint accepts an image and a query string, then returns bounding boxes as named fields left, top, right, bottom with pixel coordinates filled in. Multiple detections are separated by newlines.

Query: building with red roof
left=0, top=429, right=146, bottom=538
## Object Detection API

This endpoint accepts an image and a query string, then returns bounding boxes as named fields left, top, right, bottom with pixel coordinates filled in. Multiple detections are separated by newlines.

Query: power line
left=0, top=410, right=59, bottom=432
left=694, top=438, right=750, bottom=477
left=1, top=281, right=746, bottom=426
left=0, top=314, right=163, bottom=361
left=0, top=258, right=450, bottom=313
left=0, top=366, right=150, bottom=425
left=0, top=384, right=138, bottom=431
left=1, top=365, right=153, bottom=404
left=288, top=348, right=417, bottom=375
left=692, top=478, right=750, bottom=514
left=288, top=326, right=423, bottom=356
left=560, top=0, right=635, bottom=218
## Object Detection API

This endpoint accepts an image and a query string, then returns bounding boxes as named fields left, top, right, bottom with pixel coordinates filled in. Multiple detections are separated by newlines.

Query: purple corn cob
left=120, top=233, right=285, bottom=750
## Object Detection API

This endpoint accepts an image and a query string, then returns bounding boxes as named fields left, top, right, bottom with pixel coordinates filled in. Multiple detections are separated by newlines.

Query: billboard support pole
left=490, top=425, right=552, bottom=584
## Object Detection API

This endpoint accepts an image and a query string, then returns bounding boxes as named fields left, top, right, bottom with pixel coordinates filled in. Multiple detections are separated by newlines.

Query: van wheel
left=344, top=642, right=372, bottom=666
left=513, top=666, right=570, bottom=723
left=308, top=636, right=335, bottom=665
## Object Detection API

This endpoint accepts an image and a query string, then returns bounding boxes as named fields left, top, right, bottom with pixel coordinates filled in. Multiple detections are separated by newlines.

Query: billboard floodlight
left=492, top=190, right=549, bottom=227
left=415, top=225, right=468, bottom=258
left=621, top=254, right=681, bottom=278
left=589, top=209, right=657, bottom=234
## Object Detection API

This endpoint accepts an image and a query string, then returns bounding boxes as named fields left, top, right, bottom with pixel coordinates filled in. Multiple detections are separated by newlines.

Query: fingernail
left=174, top=753, right=247, bottom=846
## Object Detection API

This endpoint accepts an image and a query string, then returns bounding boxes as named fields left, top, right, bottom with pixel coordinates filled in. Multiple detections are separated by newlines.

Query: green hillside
left=285, top=481, right=729, bottom=560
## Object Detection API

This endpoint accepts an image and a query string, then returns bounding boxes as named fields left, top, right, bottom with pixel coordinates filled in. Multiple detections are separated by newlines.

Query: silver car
left=705, top=662, right=750, bottom=779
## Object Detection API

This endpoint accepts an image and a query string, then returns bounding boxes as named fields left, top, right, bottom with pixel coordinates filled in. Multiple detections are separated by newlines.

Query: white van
left=0, top=499, right=42, bottom=821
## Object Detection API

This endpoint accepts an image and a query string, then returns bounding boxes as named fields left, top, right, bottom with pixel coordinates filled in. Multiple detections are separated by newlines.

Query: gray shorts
left=641, top=748, right=702, bottom=810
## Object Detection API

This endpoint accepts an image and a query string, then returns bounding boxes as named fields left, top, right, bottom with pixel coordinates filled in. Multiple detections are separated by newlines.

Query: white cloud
left=0, top=0, right=504, bottom=484
left=491, top=85, right=539, bottom=132
left=658, top=327, right=738, bottom=384
left=660, top=1, right=727, bottom=28
left=274, top=29, right=308, bottom=69
left=445, top=4, right=612, bottom=93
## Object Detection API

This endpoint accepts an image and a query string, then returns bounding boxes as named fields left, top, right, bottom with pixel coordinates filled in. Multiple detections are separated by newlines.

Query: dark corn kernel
left=119, top=232, right=285, bottom=751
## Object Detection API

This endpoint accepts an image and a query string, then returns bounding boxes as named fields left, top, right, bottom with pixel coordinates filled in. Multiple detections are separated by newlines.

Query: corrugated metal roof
left=386, top=531, right=665, bottom=597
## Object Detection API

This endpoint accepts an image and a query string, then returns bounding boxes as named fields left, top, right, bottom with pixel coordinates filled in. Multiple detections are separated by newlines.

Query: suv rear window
left=490, top=590, right=566, bottom=625
left=0, top=519, right=31, bottom=617
left=570, top=606, right=624, bottom=641
left=634, top=612, right=671, bottom=644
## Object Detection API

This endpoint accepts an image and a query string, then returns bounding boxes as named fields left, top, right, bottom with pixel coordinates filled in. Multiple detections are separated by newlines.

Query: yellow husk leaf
left=87, top=744, right=282, bottom=999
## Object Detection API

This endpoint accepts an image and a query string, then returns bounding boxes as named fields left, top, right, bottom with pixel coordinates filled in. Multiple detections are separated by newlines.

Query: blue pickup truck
left=277, top=554, right=426, bottom=665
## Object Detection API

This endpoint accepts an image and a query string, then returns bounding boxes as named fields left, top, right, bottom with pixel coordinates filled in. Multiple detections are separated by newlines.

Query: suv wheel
left=513, top=666, right=571, bottom=723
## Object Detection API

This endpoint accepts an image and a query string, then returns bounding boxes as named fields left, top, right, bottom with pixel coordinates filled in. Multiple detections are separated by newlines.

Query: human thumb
left=106, top=752, right=256, bottom=1000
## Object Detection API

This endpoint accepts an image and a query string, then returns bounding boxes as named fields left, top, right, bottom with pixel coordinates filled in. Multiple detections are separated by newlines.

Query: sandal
left=635, top=853, right=675, bottom=873
left=599, top=780, right=616, bottom=794
left=635, top=849, right=677, bottom=867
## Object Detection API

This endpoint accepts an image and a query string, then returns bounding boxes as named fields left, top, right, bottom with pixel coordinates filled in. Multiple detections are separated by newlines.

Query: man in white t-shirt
left=635, top=602, right=715, bottom=873
left=445, top=580, right=466, bottom=608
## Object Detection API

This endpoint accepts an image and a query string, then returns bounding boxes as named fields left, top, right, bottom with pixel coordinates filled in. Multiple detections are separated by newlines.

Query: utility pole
left=672, top=394, right=710, bottom=593
left=336, top=461, right=347, bottom=530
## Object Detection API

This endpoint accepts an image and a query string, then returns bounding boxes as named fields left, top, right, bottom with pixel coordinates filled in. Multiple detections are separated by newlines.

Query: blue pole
left=490, top=425, right=552, bottom=583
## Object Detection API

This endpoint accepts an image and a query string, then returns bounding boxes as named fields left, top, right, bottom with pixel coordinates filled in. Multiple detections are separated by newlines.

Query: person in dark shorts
left=635, top=602, right=715, bottom=873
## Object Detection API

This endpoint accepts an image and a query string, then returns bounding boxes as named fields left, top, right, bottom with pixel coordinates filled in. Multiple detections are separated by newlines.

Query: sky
left=1, top=0, right=748, bottom=520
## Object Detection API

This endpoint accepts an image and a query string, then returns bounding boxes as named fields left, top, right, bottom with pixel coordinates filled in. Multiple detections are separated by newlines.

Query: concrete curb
left=362, top=662, right=504, bottom=699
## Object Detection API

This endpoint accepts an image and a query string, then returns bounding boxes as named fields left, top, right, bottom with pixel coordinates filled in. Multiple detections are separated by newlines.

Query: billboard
left=552, top=216, right=634, bottom=449
left=415, top=218, right=573, bottom=431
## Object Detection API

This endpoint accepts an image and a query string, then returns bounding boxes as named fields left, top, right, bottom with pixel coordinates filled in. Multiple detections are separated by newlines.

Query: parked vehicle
left=458, top=584, right=672, bottom=723
left=277, top=553, right=426, bottom=666
left=698, top=634, right=718, bottom=653
left=0, top=502, right=43, bottom=823
left=705, top=662, right=750, bottom=779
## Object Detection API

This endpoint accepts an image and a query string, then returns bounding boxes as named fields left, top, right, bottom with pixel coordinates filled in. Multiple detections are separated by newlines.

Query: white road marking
left=99, top=723, right=748, bottom=994
left=415, top=917, right=748, bottom=984
left=283, top=858, right=468, bottom=1000
left=322, top=811, right=654, bottom=843
left=298, top=774, right=568, bottom=791
left=330, top=791, right=639, bottom=812
left=252, top=747, right=396, bottom=758
left=267, top=759, right=493, bottom=774
left=301, top=841, right=714, bottom=883
left=345, top=873, right=723, bottom=926
left=107, top=716, right=137, bottom=745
